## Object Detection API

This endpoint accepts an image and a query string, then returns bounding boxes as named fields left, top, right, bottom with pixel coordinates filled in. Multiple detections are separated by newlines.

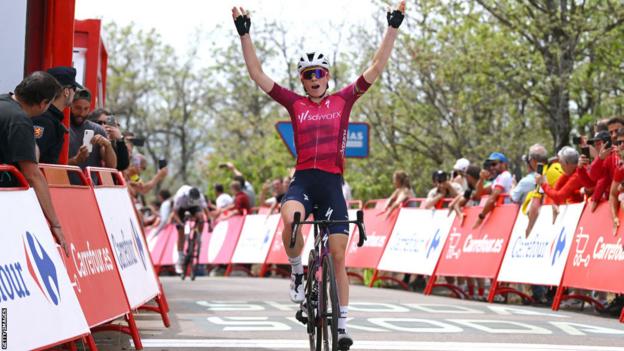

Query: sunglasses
left=301, top=68, right=328, bottom=80
left=95, top=120, right=107, bottom=125
left=488, top=161, right=499, bottom=167
left=616, top=140, right=624, bottom=146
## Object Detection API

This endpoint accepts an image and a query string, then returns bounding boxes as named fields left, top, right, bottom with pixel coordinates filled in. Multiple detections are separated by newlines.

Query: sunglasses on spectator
left=488, top=161, right=499, bottom=167
left=616, top=140, right=624, bottom=146
left=94, top=120, right=107, bottom=125
left=301, top=68, right=328, bottom=80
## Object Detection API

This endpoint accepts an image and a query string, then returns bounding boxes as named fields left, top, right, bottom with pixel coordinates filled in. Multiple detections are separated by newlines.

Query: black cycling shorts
left=176, top=206, right=202, bottom=229
left=281, top=169, right=349, bottom=235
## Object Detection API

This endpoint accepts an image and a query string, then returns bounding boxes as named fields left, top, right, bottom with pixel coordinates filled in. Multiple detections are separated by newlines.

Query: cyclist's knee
left=330, top=249, right=346, bottom=265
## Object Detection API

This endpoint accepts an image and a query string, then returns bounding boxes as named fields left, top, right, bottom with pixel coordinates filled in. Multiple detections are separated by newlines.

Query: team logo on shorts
left=34, top=126, right=45, bottom=139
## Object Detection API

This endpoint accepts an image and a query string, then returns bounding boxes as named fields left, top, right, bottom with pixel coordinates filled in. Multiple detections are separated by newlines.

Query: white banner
left=377, top=208, right=455, bottom=275
left=497, top=203, right=585, bottom=286
left=231, top=214, right=281, bottom=264
left=93, top=188, right=160, bottom=308
left=0, top=189, right=89, bottom=350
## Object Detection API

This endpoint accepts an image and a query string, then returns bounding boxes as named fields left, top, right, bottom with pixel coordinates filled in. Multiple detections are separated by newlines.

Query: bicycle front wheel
left=190, top=230, right=201, bottom=281
left=321, top=255, right=339, bottom=351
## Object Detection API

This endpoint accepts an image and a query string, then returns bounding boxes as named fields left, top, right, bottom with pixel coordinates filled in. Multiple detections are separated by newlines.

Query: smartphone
left=83, top=129, right=94, bottom=153
left=536, top=162, right=544, bottom=175
left=463, top=188, right=473, bottom=200
left=106, top=115, right=117, bottom=126
left=130, top=137, right=145, bottom=147
left=218, top=163, right=228, bottom=169
left=581, top=146, right=590, bottom=158
left=605, top=139, right=613, bottom=149
left=158, top=159, right=168, bottom=169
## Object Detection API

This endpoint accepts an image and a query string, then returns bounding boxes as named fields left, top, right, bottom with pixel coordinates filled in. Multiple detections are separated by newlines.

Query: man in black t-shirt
left=0, top=71, right=68, bottom=255
left=32, top=66, right=83, bottom=164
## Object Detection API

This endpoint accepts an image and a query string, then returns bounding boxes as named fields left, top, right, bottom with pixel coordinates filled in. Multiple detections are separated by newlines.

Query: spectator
left=89, top=109, right=129, bottom=171
left=535, top=146, right=592, bottom=205
left=452, top=158, right=470, bottom=192
left=153, top=189, right=173, bottom=234
left=222, top=162, right=256, bottom=206
left=220, top=180, right=251, bottom=219
left=32, top=66, right=82, bottom=164
left=0, top=71, right=67, bottom=254
left=125, top=153, right=168, bottom=196
left=608, top=128, right=624, bottom=234
left=214, top=183, right=234, bottom=209
left=68, top=89, right=117, bottom=169
left=424, top=170, right=463, bottom=209
left=449, top=164, right=481, bottom=220
left=588, top=118, right=624, bottom=209
left=473, top=152, right=513, bottom=228
left=381, top=170, right=414, bottom=218
left=259, top=178, right=287, bottom=214
left=510, top=144, right=548, bottom=205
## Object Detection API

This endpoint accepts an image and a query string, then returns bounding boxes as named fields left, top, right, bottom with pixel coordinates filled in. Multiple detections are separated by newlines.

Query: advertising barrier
left=199, top=215, right=246, bottom=264
left=377, top=208, right=455, bottom=276
left=496, top=203, right=585, bottom=299
left=345, top=201, right=398, bottom=269
left=426, top=204, right=518, bottom=298
left=0, top=170, right=90, bottom=350
left=40, top=165, right=132, bottom=329
left=146, top=224, right=176, bottom=268
left=231, top=214, right=281, bottom=264
left=92, top=186, right=161, bottom=309
left=556, top=202, right=624, bottom=321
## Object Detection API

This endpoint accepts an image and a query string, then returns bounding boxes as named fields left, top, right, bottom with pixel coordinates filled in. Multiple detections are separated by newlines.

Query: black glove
left=387, top=9, right=404, bottom=28
left=234, top=14, right=251, bottom=36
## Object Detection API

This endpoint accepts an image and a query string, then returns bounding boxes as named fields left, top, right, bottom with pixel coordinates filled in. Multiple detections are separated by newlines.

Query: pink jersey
left=268, top=76, right=371, bottom=174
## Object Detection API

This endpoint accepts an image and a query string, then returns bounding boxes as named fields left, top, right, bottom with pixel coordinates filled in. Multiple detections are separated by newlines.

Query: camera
left=106, top=115, right=117, bottom=126
left=158, top=159, right=168, bottom=169
left=572, top=135, right=582, bottom=145
left=536, top=162, right=544, bottom=175
left=483, top=159, right=494, bottom=169
left=130, top=137, right=146, bottom=147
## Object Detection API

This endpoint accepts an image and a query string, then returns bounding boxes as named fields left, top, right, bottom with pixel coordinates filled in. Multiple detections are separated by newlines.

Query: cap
left=487, top=152, right=508, bottom=164
left=588, top=131, right=610, bottom=145
left=46, top=66, right=83, bottom=89
left=453, top=158, right=470, bottom=172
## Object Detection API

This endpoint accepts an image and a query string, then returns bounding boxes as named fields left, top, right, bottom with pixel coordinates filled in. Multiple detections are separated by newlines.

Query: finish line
left=136, top=339, right=624, bottom=350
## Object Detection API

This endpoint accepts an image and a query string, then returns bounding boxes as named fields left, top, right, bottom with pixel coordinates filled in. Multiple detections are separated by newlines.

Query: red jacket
left=541, top=166, right=593, bottom=205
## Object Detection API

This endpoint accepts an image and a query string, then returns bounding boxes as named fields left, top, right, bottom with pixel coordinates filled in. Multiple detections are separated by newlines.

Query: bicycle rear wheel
left=321, top=255, right=339, bottom=351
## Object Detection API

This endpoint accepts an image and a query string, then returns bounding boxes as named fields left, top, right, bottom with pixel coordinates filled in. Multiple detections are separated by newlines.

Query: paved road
left=96, top=276, right=624, bottom=351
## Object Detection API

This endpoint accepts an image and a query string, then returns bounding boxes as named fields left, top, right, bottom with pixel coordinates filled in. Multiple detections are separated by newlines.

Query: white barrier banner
left=377, top=208, right=455, bottom=275
left=0, top=189, right=89, bottom=350
left=94, top=188, right=160, bottom=308
left=497, top=203, right=585, bottom=286
left=231, top=214, right=281, bottom=264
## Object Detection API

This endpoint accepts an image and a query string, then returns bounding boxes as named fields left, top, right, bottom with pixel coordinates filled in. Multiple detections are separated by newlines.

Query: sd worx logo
left=23, top=231, right=61, bottom=305
left=550, top=227, right=567, bottom=266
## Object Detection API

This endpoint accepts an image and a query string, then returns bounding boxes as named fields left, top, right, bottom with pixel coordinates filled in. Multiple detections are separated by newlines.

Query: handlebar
left=289, top=210, right=367, bottom=248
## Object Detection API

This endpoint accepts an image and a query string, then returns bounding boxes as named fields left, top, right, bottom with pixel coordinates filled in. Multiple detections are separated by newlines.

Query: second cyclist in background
left=171, top=185, right=210, bottom=275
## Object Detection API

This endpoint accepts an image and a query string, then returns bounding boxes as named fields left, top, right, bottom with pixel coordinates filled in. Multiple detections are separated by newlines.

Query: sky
left=75, top=0, right=383, bottom=64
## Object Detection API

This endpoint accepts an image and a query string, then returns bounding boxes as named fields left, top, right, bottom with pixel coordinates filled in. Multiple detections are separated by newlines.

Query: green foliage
left=103, top=1, right=623, bottom=202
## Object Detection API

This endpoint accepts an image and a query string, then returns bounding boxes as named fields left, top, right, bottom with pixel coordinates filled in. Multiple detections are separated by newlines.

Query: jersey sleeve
left=9, top=118, right=37, bottom=163
left=335, top=75, right=372, bottom=103
left=493, top=172, right=513, bottom=193
left=268, top=83, right=303, bottom=113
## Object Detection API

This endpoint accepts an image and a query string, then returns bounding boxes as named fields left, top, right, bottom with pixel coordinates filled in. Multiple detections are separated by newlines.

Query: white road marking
left=138, top=339, right=624, bottom=350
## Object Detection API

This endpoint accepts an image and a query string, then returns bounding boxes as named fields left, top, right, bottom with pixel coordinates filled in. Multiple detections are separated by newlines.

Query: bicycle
left=290, top=210, right=367, bottom=351
left=181, top=211, right=205, bottom=281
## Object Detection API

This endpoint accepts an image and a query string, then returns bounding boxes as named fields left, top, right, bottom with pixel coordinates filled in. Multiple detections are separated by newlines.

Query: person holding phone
left=68, top=90, right=117, bottom=169
left=90, top=108, right=130, bottom=171
left=510, top=144, right=549, bottom=205
left=232, top=2, right=405, bottom=346
left=535, top=146, right=593, bottom=205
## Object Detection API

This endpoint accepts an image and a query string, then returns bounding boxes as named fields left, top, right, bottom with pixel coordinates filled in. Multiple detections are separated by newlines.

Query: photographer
left=89, top=109, right=129, bottom=171
left=125, top=153, right=168, bottom=197
left=535, top=147, right=593, bottom=205
left=423, top=170, right=462, bottom=209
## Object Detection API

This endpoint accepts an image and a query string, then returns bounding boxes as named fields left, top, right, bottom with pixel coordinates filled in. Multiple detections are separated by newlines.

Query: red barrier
left=425, top=204, right=518, bottom=300
left=555, top=202, right=624, bottom=321
left=39, top=164, right=140, bottom=348
left=146, top=224, right=176, bottom=270
left=199, top=215, right=246, bottom=265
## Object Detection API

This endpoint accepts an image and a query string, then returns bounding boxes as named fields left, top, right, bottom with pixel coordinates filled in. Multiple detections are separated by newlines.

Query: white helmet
left=297, top=52, right=330, bottom=73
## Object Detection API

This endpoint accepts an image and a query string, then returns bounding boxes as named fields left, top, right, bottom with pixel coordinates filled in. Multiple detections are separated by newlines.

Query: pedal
left=295, top=310, right=308, bottom=325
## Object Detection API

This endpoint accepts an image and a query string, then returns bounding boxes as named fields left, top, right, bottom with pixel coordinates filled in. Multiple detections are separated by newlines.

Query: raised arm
left=362, top=1, right=406, bottom=84
left=232, top=7, right=275, bottom=93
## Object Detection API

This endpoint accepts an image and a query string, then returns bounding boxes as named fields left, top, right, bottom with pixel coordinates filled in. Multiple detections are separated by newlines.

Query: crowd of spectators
left=379, top=117, right=624, bottom=316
